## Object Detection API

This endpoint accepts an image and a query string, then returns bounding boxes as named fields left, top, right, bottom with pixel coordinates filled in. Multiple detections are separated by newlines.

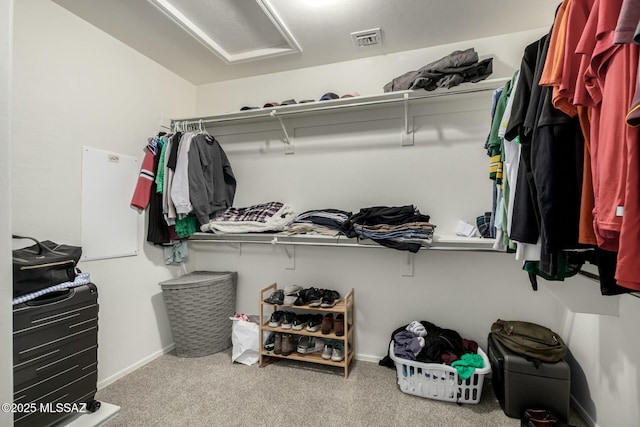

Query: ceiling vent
left=351, top=28, right=382, bottom=49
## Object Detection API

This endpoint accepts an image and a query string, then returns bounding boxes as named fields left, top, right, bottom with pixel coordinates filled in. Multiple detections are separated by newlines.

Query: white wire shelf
left=171, top=78, right=509, bottom=127
left=170, top=78, right=508, bottom=151
left=188, top=232, right=498, bottom=252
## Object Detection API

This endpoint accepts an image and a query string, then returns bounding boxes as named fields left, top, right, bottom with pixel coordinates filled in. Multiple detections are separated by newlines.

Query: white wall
left=1, top=0, right=14, bottom=424
left=193, top=29, right=640, bottom=427
left=11, top=0, right=196, bottom=388
left=559, top=297, right=640, bottom=427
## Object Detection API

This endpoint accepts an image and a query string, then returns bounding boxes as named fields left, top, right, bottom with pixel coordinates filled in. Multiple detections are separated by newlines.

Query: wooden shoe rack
left=259, top=283, right=355, bottom=378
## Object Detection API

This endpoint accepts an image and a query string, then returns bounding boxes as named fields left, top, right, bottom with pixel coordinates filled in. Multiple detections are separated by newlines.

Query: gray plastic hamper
left=160, top=271, right=237, bottom=357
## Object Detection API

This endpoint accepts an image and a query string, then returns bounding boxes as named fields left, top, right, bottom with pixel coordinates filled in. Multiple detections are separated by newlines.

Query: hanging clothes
left=130, top=137, right=159, bottom=210
left=505, top=36, right=546, bottom=252
left=496, top=0, right=640, bottom=292
left=188, top=133, right=236, bottom=226
left=171, top=132, right=196, bottom=218
left=145, top=135, right=171, bottom=245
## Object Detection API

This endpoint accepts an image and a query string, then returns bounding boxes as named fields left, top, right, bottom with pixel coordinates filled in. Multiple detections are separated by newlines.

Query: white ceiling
left=52, top=0, right=559, bottom=86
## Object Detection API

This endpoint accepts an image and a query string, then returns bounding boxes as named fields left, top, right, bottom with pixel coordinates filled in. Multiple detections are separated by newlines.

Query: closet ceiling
left=52, top=0, right=559, bottom=85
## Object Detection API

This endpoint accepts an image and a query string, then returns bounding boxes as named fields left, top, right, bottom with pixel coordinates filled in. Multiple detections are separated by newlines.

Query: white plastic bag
left=230, top=317, right=260, bottom=365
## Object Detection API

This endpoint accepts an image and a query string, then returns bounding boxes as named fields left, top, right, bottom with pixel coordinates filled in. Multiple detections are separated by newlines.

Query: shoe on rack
left=334, top=313, right=345, bottom=336
left=293, top=294, right=306, bottom=306
left=321, top=313, right=334, bottom=335
left=283, top=295, right=297, bottom=306
left=264, top=332, right=276, bottom=352
left=283, top=285, right=303, bottom=305
left=264, top=289, right=284, bottom=305
left=321, top=343, right=333, bottom=360
left=268, top=310, right=284, bottom=327
left=293, top=287, right=313, bottom=306
left=294, top=288, right=317, bottom=306
left=306, top=314, right=322, bottom=332
left=321, top=290, right=341, bottom=308
left=292, top=314, right=309, bottom=330
left=297, top=336, right=313, bottom=353
left=274, top=333, right=282, bottom=354
left=281, top=311, right=295, bottom=329
left=284, top=284, right=303, bottom=295
left=281, top=334, right=296, bottom=356
left=308, top=289, right=324, bottom=307
left=297, top=336, right=325, bottom=354
left=331, top=343, right=344, bottom=362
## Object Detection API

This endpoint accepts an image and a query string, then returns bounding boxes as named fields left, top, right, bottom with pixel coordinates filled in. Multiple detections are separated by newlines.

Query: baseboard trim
left=571, top=395, right=598, bottom=427
left=97, top=343, right=175, bottom=390
left=354, top=353, right=382, bottom=363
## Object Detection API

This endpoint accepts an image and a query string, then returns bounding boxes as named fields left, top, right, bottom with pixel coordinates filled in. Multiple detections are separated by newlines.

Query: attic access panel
left=149, top=0, right=302, bottom=63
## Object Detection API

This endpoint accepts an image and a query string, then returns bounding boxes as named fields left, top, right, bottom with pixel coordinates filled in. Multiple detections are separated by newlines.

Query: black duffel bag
left=12, top=235, right=82, bottom=298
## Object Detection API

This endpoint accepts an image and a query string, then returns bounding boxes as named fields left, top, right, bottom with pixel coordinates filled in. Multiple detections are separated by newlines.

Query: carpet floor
left=96, top=349, right=587, bottom=427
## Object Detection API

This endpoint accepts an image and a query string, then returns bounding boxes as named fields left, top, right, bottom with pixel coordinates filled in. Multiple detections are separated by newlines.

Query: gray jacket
left=188, top=134, right=236, bottom=226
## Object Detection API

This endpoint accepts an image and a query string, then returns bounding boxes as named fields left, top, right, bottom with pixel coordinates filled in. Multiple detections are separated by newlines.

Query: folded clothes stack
left=283, top=209, right=351, bottom=237
left=200, top=201, right=296, bottom=233
left=344, top=205, right=435, bottom=253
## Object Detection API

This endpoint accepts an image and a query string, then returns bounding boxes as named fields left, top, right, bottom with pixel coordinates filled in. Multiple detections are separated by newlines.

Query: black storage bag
left=12, top=235, right=82, bottom=297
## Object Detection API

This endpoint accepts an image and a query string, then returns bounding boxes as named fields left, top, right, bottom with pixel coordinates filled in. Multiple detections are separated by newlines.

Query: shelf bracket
left=270, top=110, right=295, bottom=154
left=228, top=242, right=242, bottom=257
left=400, top=252, right=414, bottom=277
left=401, top=93, right=414, bottom=146
left=281, top=245, right=296, bottom=270
left=272, top=236, right=295, bottom=269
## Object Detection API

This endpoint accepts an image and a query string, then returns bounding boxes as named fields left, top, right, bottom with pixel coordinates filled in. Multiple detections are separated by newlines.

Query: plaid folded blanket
left=201, top=202, right=297, bottom=233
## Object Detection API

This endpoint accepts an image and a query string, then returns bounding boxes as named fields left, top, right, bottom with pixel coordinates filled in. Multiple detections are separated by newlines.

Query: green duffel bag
left=491, top=319, right=567, bottom=363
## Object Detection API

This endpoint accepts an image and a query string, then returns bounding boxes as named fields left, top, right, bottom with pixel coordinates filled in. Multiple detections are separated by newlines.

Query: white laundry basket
left=389, top=341, right=491, bottom=404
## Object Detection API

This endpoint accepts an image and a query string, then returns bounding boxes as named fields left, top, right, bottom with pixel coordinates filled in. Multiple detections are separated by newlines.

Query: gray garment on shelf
left=384, top=48, right=493, bottom=92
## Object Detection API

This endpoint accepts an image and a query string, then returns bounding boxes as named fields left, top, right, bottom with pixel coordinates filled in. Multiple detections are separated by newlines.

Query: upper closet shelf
left=170, top=77, right=509, bottom=152
left=189, top=232, right=498, bottom=252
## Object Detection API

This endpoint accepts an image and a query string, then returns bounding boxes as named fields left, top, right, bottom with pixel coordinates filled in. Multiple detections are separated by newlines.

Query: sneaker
left=283, top=285, right=303, bottom=305
left=274, top=333, right=282, bottom=354
left=268, top=310, right=284, bottom=327
left=308, top=289, right=324, bottom=307
left=293, top=294, right=306, bottom=306
left=264, top=332, right=276, bottom=352
left=292, top=314, right=309, bottom=330
left=281, top=311, right=295, bottom=329
left=297, top=336, right=325, bottom=354
left=296, top=336, right=313, bottom=353
left=264, top=289, right=284, bottom=305
left=334, top=313, right=344, bottom=336
left=321, top=343, right=333, bottom=360
left=306, top=314, right=322, bottom=332
left=321, top=290, right=341, bottom=308
left=321, top=313, right=334, bottom=335
left=283, top=294, right=297, bottom=306
left=292, top=288, right=315, bottom=306
left=281, top=334, right=295, bottom=356
left=284, top=284, right=303, bottom=295
left=331, top=343, right=344, bottom=362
